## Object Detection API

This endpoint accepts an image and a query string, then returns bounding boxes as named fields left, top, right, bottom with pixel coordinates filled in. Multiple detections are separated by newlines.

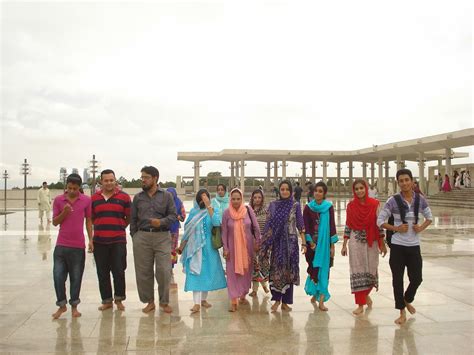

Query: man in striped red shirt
left=92, top=169, right=131, bottom=311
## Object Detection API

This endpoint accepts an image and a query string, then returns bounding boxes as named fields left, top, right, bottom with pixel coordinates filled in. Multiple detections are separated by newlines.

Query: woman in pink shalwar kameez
left=222, top=188, right=261, bottom=312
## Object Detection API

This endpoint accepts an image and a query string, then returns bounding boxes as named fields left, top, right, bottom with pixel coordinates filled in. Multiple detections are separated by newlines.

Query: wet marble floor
left=0, top=199, right=473, bottom=354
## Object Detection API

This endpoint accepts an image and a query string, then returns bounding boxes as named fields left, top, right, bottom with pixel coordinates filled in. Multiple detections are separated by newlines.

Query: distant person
left=413, top=181, right=424, bottom=196
left=91, top=169, right=131, bottom=311
left=437, top=172, right=443, bottom=192
left=211, top=184, right=229, bottom=223
left=293, top=182, right=303, bottom=205
left=305, top=182, right=314, bottom=203
left=368, top=185, right=378, bottom=198
left=273, top=185, right=279, bottom=199
left=37, top=181, right=52, bottom=224
left=454, top=171, right=461, bottom=190
left=442, top=174, right=452, bottom=192
left=51, top=174, right=92, bottom=319
left=465, top=171, right=471, bottom=188
left=130, top=166, right=177, bottom=314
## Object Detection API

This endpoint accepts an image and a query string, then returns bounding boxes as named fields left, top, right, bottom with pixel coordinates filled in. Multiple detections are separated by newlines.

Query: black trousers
left=93, top=242, right=127, bottom=303
left=389, top=244, right=423, bottom=310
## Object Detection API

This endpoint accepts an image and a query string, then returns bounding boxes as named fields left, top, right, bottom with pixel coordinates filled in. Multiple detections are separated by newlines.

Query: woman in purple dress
left=260, top=180, right=305, bottom=312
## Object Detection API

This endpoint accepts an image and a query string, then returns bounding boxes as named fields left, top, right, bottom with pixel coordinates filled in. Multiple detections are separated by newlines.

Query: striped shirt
left=377, top=193, right=433, bottom=247
left=92, top=189, right=131, bottom=244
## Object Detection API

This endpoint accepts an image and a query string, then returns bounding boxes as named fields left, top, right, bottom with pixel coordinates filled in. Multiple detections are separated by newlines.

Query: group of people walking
left=50, top=166, right=432, bottom=326
left=439, top=170, right=471, bottom=192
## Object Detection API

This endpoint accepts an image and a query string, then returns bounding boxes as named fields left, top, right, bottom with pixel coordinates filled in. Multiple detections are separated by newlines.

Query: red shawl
left=346, top=180, right=380, bottom=247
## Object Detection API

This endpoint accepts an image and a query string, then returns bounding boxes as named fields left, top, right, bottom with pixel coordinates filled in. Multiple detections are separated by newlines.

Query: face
left=313, top=186, right=325, bottom=202
left=354, top=183, right=366, bottom=200
left=66, top=183, right=80, bottom=198
left=252, top=193, right=263, bottom=207
left=397, top=174, right=413, bottom=192
left=141, top=172, right=158, bottom=191
left=101, top=173, right=116, bottom=193
left=217, top=185, right=226, bottom=197
left=231, top=191, right=242, bottom=209
left=279, top=184, right=291, bottom=199
left=42, top=183, right=47, bottom=189
left=197, top=192, right=209, bottom=208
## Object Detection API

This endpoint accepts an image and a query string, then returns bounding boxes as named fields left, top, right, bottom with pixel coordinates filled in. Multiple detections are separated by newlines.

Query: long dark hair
left=250, top=189, right=264, bottom=209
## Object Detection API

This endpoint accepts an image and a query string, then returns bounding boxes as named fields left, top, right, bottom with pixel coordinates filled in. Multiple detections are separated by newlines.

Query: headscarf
left=167, top=187, right=183, bottom=234
left=212, top=188, right=229, bottom=224
left=345, top=180, right=379, bottom=247
left=228, top=188, right=249, bottom=275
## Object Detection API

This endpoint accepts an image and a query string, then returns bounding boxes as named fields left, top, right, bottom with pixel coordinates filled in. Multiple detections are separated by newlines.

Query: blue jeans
left=53, top=246, right=85, bottom=307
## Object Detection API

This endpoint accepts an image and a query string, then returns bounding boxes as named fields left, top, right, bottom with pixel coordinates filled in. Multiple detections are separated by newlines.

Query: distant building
left=72, top=168, right=79, bottom=175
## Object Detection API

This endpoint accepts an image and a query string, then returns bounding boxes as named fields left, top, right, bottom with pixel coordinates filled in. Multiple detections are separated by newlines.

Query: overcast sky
left=1, top=0, right=472, bottom=187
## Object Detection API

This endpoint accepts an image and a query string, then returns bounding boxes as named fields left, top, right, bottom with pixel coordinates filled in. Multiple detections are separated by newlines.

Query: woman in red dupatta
left=341, top=179, right=387, bottom=315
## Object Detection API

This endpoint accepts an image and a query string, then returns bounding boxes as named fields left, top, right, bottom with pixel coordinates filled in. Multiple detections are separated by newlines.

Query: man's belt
left=139, top=227, right=170, bottom=233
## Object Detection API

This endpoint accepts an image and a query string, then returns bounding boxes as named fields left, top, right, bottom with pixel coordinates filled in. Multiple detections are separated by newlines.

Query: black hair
left=42, top=181, right=47, bottom=185
left=314, top=181, right=328, bottom=198
left=396, top=168, right=413, bottom=181
left=196, top=189, right=211, bottom=209
left=141, top=166, right=159, bottom=179
left=295, top=182, right=300, bottom=186
left=217, top=184, right=227, bottom=192
left=279, top=179, right=293, bottom=198
left=66, top=173, right=82, bottom=186
left=101, top=169, right=115, bottom=178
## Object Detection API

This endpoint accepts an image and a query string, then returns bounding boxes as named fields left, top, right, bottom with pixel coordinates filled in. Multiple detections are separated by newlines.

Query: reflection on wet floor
left=0, top=198, right=473, bottom=353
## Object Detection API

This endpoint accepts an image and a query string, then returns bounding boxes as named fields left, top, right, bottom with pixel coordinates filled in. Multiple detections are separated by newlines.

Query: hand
left=413, top=224, right=423, bottom=234
left=310, top=242, right=316, bottom=250
left=301, top=244, right=307, bottom=254
left=330, top=245, right=335, bottom=258
left=397, top=224, right=409, bottom=233
left=88, top=240, right=94, bottom=253
left=379, top=243, right=387, bottom=257
left=201, top=194, right=211, bottom=208
left=223, top=250, right=230, bottom=260
left=150, top=218, right=161, bottom=228
left=176, top=245, right=183, bottom=255
left=63, top=204, right=73, bottom=214
left=341, top=245, right=348, bottom=256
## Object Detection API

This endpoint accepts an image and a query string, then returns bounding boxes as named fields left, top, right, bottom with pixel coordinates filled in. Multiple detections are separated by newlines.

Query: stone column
left=265, top=162, right=271, bottom=192
left=193, top=161, right=200, bottom=193
left=336, top=162, right=341, bottom=194
left=348, top=161, right=354, bottom=187
left=282, top=160, right=287, bottom=180
left=384, top=160, right=390, bottom=194
left=437, top=159, right=442, bottom=175
left=418, top=152, right=426, bottom=193
left=377, top=158, right=383, bottom=193
left=311, top=161, right=316, bottom=184
left=396, top=154, right=404, bottom=171
left=240, top=159, right=245, bottom=193
left=273, top=161, right=278, bottom=186
left=362, top=162, right=367, bottom=180
left=445, top=148, right=452, bottom=176
left=370, top=162, right=375, bottom=187
left=322, top=161, right=328, bottom=183
left=301, top=162, right=307, bottom=185
left=230, top=161, right=235, bottom=188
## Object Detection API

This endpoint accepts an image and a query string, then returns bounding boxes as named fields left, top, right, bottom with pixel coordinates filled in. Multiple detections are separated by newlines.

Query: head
left=250, top=189, right=264, bottom=209
left=295, top=182, right=300, bottom=187
left=353, top=179, right=367, bottom=200
left=314, top=181, right=328, bottom=202
left=140, top=166, right=159, bottom=191
left=195, top=189, right=210, bottom=209
left=100, top=169, right=116, bottom=193
left=65, top=174, right=82, bottom=198
left=230, top=188, right=243, bottom=209
left=279, top=180, right=293, bottom=199
left=396, top=169, right=413, bottom=193
left=42, top=181, right=48, bottom=189
left=216, top=184, right=227, bottom=197
left=167, top=187, right=177, bottom=198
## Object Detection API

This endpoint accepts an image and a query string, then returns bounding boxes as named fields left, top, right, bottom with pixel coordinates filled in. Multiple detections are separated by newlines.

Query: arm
left=413, top=198, right=433, bottom=233
left=248, top=207, right=261, bottom=244
left=151, top=193, right=177, bottom=228
left=302, top=206, right=314, bottom=250
left=52, top=201, right=72, bottom=226
left=37, top=190, right=41, bottom=205
left=86, top=217, right=93, bottom=252
left=221, top=210, right=229, bottom=253
left=210, top=205, right=221, bottom=227
left=130, top=196, right=138, bottom=236
left=123, top=195, right=131, bottom=227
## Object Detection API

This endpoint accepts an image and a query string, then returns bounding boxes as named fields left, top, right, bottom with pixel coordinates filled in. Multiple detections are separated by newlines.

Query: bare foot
left=367, top=295, right=373, bottom=308
left=228, top=304, right=238, bottom=312
left=352, top=305, right=364, bottom=315
left=98, top=303, right=113, bottom=311
left=319, top=303, right=328, bottom=312
left=114, top=300, right=125, bottom=311
left=142, top=302, right=156, bottom=313
left=249, top=291, right=257, bottom=297
left=310, top=296, right=316, bottom=304
left=281, top=303, right=292, bottom=312
left=395, top=310, right=407, bottom=325
left=201, top=300, right=212, bottom=308
left=190, top=304, right=200, bottom=314
left=405, top=301, right=416, bottom=314
left=263, top=285, right=270, bottom=293
left=159, top=303, right=173, bottom=313
left=71, top=306, right=81, bottom=318
left=52, top=306, right=67, bottom=319
left=271, top=301, right=281, bottom=312
left=239, top=297, right=249, bottom=305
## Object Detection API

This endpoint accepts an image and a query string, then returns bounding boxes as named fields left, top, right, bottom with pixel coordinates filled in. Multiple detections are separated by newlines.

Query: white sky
left=1, top=0, right=472, bottom=187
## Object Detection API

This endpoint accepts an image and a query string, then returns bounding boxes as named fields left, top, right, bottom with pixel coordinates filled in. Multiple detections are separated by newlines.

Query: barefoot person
left=341, top=179, right=387, bottom=315
left=302, top=181, right=338, bottom=311
left=260, top=180, right=305, bottom=312
left=248, top=189, right=270, bottom=297
left=91, top=169, right=131, bottom=311
left=130, top=166, right=177, bottom=314
left=177, top=189, right=226, bottom=314
left=51, top=174, right=92, bottom=319
left=222, top=188, right=261, bottom=312
left=377, top=169, right=433, bottom=325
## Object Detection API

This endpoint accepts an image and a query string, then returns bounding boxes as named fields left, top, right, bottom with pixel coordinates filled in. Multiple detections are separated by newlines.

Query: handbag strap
left=246, top=206, right=256, bottom=238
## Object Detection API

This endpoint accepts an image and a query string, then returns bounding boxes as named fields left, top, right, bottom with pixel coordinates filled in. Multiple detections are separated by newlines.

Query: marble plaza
left=0, top=199, right=473, bottom=354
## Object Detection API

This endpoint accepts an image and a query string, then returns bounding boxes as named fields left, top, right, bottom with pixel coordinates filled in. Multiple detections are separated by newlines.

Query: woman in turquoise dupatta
left=177, top=189, right=227, bottom=313
left=211, top=184, right=230, bottom=224
left=302, top=181, right=339, bottom=311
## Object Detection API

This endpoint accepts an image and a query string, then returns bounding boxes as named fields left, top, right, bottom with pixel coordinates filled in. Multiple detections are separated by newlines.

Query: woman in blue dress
left=177, top=189, right=227, bottom=313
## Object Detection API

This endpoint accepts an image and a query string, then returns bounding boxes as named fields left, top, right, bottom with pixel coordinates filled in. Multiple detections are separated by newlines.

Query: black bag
left=385, top=193, right=419, bottom=248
